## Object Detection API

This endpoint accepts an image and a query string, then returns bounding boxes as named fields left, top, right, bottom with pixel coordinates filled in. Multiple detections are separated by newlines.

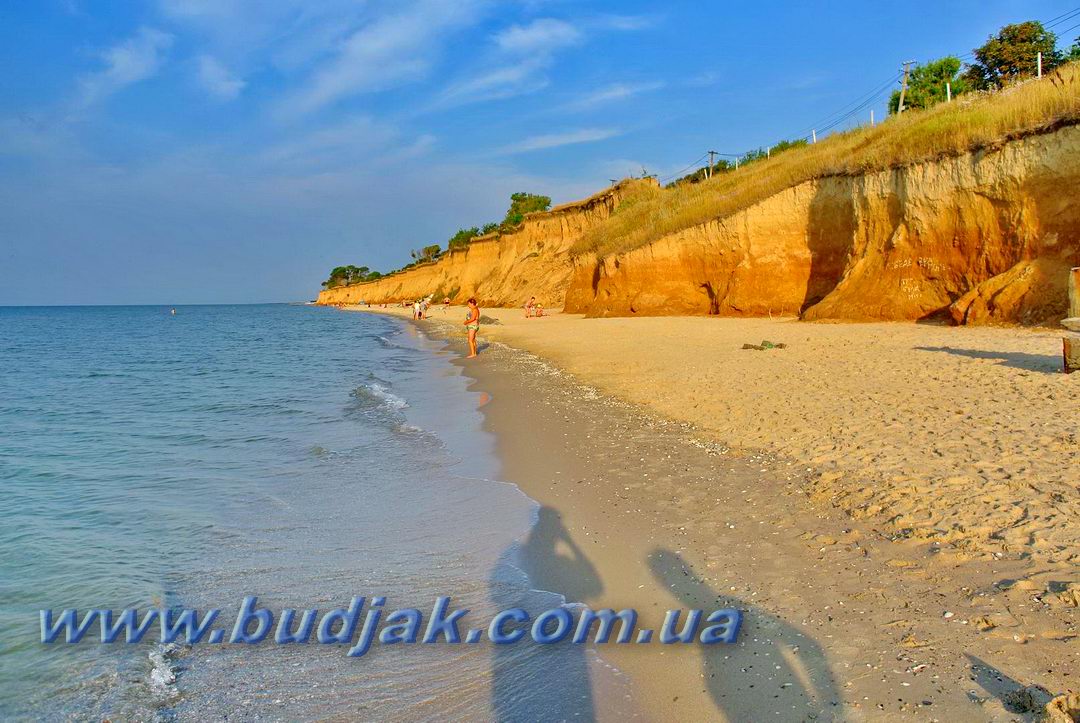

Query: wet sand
left=348, top=305, right=1078, bottom=721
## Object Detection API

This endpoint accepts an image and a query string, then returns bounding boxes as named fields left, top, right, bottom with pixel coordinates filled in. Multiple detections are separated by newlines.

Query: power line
left=781, top=6, right=1078, bottom=144
left=789, top=71, right=903, bottom=141
left=815, top=84, right=895, bottom=135
left=1056, top=19, right=1080, bottom=36
left=658, top=153, right=709, bottom=184
left=661, top=6, right=1080, bottom=188
left=1045, top=6, right=1080, bottom=27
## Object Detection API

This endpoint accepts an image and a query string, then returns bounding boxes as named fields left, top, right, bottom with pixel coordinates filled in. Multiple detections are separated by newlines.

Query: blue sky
left=2, top=0, right=1078, bottom=304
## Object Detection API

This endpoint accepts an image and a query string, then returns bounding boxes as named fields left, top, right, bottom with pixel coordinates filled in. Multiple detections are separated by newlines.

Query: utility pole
left=707, top=150, right=717, bottom=179
left=1037, top=51, right=1043, bottom=78
left=946, top=81, right=952, bottom=102
left=897, top=60, right=915, bottom=114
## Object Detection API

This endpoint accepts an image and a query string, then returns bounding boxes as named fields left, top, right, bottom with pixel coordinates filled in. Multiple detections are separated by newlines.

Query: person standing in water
left=463, top=297, right=480, bottom=358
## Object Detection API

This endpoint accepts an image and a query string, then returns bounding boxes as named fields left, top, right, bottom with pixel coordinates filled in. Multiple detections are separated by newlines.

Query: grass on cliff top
left=573, top=61, right=1080, bottom=259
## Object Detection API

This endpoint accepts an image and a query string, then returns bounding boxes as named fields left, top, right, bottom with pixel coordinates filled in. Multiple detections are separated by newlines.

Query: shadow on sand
left=914, top=345, right=1061, bottom=373
left=966, top=654, right=1050, bottom=718
left=489, top=506, right=603, bottom=722
left=649, top=548, right=843, bottom=721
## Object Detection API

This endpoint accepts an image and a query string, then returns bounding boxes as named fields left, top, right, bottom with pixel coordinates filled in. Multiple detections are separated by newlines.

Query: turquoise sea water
left=0, top=305, right=626, bottom=720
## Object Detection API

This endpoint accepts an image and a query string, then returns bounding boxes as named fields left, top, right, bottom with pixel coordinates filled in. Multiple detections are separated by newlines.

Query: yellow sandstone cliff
left=319, top=124, right=1080, bottom=326
left=315, top=180, right=652, bottom=308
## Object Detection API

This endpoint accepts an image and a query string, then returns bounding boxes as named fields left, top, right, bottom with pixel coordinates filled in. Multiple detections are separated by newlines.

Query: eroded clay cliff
left=319, top=125, right=1080, bottom=326
left=316, top=180, right=653, bottom=308
left=569, top=124, right=1080, bottom=325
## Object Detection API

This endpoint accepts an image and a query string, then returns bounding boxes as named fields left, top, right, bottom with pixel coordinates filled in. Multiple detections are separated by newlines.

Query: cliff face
left=319, top=125, right=1080, bottom=326
left=567, top=125, right=1080, bottom=325
left=316, top=180, right=655, bottom=308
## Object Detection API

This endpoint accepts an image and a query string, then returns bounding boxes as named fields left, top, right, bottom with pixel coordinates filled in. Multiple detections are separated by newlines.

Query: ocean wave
left=376, top=334, right=409, bottom=350
left=350, top=382, right=408, bottom=411
left=148, top=644, right=182, bottom=703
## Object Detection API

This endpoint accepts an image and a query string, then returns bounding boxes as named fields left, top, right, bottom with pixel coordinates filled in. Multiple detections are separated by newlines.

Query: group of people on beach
left=402, top=295, right=480, bottom=358
left=405, top=295, right=460, bottom=321
left=400, top=293, right=550, bottom=360
left=523, top=296, right=544, bottom=318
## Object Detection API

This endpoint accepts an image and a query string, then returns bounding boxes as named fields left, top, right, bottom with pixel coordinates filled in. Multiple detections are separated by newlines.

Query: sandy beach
left=348, top=303, right=1078, bottom=721
left=445, top=307, right=1079, bottom=565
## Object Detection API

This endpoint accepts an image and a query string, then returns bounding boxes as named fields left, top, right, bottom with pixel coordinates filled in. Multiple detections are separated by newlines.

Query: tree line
left=669, top=20, right=1080, bottom=188
left=889, top=21, right=1080, bottom=113
left=321, top=191, right=552, bottom=289
left=445, top=192, right=552, bottom=250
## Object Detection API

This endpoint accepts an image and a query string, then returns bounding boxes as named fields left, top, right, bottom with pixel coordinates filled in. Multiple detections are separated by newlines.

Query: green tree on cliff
left=448, top=227, right=480, bottom=250
left=500, top=192, right=551, bottom=230
left=964, top=21, right=1060, bottom=89
left=321, top=265, right=380, bottom=287
left=322, top=266, right=348, bottom=288
left=889, top=57, right=969, bottom=113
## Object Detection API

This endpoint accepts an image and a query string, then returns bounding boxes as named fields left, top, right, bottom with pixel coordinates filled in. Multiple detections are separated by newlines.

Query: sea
left=0, top=304, right=632, bottom=721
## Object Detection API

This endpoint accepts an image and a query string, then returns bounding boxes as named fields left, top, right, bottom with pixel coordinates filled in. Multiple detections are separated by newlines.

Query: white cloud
left=499, top=127, right=621, bottom=154
left=158, top=0, right=366, bottom=72
left=76, top=28, right=174, bottom=108
left=435, top=13, right=655, bottom=111
left=436, top=58, right=550, bottom=107
left=196, top=55, right=245, bottom=99
left=494, top=18, right=582, bottom=54
left=564, top=81, right=664, bottom=111
left=283, top=0, right=482, bottom=117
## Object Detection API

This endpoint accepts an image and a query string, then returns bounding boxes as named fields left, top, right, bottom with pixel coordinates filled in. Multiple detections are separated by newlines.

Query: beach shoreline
left=348, top=304, right=1078, bottom=720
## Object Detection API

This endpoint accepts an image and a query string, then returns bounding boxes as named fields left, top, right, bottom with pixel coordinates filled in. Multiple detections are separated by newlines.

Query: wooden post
left=1070, top=267, right=1080, bottom=318
left=1037, top=51, right=1043, bottom=79
left=946, top=81, right=952, bottom=102
left=897, top=60, right=914, bottom=113
left=1064, top=267, right=1080, bottom=374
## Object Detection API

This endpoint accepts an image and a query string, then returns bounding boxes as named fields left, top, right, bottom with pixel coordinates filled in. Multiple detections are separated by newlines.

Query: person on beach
left=463, top=298, right=480, bottom=358
left=413, top=300, right=421, bottom=320
left=524, top=296, right=536, bottom=317
left=443, top=296, right=450, bottom=312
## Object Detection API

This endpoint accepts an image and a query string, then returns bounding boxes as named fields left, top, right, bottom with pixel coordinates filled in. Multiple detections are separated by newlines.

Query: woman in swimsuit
left=463, top=297, right=480, bottom=358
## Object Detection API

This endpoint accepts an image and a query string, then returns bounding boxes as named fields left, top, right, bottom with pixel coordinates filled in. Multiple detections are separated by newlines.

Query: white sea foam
left=148, top=645, right=180, bottom=701
left=351, top=382, right=409, bottom=411
left=367, top=383, right=408, bottom=409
